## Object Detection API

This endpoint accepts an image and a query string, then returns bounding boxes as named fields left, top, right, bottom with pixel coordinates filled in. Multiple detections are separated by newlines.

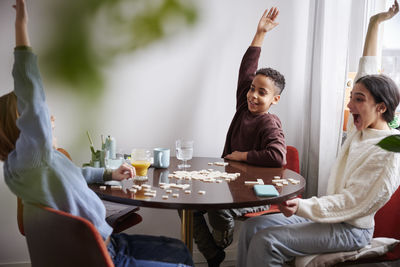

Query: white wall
left=0, top=2, right=32, bottom=264
left=0, top=0, right=313, bottom=264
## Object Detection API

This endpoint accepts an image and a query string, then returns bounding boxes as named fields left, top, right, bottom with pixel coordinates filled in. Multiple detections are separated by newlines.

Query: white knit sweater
left=296, top=57, right=400, bottom=229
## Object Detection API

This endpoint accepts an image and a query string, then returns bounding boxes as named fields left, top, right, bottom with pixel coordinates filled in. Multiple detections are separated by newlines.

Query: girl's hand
left=278, top=198, right=299, bottom=217
left=112, top=163, right=136, bottom=181
left=13, top=0, right=28, bottom=26
left=13, top=0, right=30, bottom=46
left=371, top=0, right=399, bottom=23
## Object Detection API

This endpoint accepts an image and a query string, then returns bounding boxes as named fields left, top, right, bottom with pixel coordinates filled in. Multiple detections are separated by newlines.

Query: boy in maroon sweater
left=193, top=7, right=287, bottom=267
left=222, top=12, right=286, bottom=167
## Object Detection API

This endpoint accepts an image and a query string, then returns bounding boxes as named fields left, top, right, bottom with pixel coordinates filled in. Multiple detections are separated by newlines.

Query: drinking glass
left=175, top=139, right=193, bottom=169
left=131, top=149, right=151, bottom=181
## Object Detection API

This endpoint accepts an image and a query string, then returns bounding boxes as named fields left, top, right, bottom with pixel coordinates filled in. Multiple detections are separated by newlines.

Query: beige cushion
left=295, top=238, right=399, bottom=267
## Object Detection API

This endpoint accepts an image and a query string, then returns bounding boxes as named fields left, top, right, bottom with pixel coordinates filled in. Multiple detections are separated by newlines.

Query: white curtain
left=303, top=0, right=388, bottom=197
left=302, top=0, right=352, bottom=197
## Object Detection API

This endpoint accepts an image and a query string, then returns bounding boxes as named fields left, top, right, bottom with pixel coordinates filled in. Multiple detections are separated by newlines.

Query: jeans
left=107, top=233, right=194, bottom=267
left=237, top=213, right=373, bottom=267
left=192, top=205, right=269, bottom=259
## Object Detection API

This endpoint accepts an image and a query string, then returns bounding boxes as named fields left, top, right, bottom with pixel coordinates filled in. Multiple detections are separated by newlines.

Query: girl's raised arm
left=363, top=0, right=399, bottom=57
left=13, top=0, right=30, bottom=47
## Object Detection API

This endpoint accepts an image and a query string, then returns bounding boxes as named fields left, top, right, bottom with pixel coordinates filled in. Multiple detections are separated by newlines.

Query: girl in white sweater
left=237, top=2, right=400, bottom=266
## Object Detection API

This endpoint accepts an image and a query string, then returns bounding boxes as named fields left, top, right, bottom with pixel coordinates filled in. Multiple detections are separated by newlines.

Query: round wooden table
left=90, top=157, right=306, bottom=253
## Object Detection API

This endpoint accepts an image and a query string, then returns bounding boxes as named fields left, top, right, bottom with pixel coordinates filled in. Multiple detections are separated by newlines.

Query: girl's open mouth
left=353, top=113, right=361, bottom=127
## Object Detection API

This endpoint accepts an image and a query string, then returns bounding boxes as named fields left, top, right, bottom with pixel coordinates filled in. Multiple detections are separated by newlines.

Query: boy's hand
left=112, top=163, right=136, bottom=181
left=371, top=0, right=399, bottom=23
left=224, top=151, right=248, bottom=162
left=278, top=198, right=299, bottom=217
left=256, top=7, right=279, bottom=34
left=251, top=7, right=279, bottom=47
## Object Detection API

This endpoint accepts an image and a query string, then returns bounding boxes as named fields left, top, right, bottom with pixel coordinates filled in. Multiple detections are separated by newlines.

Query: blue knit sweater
left=4, top=50, right=113, bottom=240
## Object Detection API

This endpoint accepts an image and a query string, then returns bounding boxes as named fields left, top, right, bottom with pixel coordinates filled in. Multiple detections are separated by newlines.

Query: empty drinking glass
left=175, top=139, right=193, bottom=169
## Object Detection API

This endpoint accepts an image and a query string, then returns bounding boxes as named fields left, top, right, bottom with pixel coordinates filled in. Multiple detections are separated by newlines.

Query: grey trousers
left=237, top=213, right=374, bottom=267
left=193, top=205, right=269, bottom=260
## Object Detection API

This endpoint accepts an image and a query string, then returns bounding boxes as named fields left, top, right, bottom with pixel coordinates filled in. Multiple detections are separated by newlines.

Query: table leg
left=181, top=209, right=193, bottom=254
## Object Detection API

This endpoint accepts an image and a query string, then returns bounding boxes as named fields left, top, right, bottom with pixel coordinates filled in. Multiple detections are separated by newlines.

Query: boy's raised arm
left=250, top=7, right=279, bottom=47
left=13, top=0, right=30, bottom=47
left=236, top=7, right=280, bottom=108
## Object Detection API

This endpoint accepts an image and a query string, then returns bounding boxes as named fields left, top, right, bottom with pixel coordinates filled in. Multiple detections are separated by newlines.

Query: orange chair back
left=57, top=147, right=72, bottom=161
left=24, top=204, right=114, bottom=267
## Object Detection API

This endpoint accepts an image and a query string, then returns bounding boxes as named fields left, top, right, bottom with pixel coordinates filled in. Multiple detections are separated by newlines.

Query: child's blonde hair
left=0, top=92, right=20, bottom=161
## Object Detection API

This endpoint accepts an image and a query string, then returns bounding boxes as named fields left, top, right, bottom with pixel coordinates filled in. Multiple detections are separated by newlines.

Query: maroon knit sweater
left=222, top=46, right=286, bottom=167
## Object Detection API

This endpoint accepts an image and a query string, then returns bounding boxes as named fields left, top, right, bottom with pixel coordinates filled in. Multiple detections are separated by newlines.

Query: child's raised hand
left=371, top=0, right=399, bottom=23
left=13, top=0, right=28, bottom=26
left=13, top=0, right=30, bottom=47
left=257, top=7, right=279, bottom=34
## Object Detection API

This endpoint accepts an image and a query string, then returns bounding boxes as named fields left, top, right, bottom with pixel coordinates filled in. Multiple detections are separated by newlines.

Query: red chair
left=17, top=147, right=142, bottom=236
left=17, top=197, right=25, bottom=235
left=284, top=145, right=300, bottom=174
left=243, top=145, right=300, bottom=218
left=372, top=186, right=400, bottom=261
left=24, top=204, right=114, bottom=267
left=341, top=186, right=400, bottom=264
left=303, top=187, right=400, bottom=266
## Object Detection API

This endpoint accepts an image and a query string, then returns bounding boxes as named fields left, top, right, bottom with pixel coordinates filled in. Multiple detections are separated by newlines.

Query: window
left=343, top=0, right=400, bottom=138
left=381, top=3, right=400, bottom=92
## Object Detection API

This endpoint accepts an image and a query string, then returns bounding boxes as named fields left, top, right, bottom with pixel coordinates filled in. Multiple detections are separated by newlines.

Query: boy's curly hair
left=256, top=68, right=285, bottom=95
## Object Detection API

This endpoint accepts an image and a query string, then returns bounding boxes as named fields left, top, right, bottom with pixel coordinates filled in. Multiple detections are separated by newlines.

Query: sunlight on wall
left=41, top=0, right=198, bottom=98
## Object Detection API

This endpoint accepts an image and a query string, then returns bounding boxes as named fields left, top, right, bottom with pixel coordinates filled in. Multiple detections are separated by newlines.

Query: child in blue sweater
left=0, top=1, right=193, bottom=266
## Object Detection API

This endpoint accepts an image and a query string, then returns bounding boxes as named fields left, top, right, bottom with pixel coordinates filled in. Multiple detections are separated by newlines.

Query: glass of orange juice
left=131, top=149, right=151, bottom=181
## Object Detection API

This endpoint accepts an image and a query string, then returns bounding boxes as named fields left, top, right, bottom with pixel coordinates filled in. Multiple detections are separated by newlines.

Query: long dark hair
left=0, top=92, right=20, bottom=161
left=356, top=74, right=400, bottom=123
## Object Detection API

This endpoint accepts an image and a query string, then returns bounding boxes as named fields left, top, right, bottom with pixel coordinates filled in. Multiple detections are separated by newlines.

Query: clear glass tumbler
left=175, top=139, right=193, bottom=169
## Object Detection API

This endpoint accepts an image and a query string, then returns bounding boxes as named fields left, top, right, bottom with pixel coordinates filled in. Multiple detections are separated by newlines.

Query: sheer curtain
left=303, top=0, right=388, bottom=197
left=302, top=0, right=352, bottom=197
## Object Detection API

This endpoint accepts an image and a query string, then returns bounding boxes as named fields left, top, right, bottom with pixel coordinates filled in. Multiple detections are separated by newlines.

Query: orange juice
left=131, top=160, right=151, bottom=176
